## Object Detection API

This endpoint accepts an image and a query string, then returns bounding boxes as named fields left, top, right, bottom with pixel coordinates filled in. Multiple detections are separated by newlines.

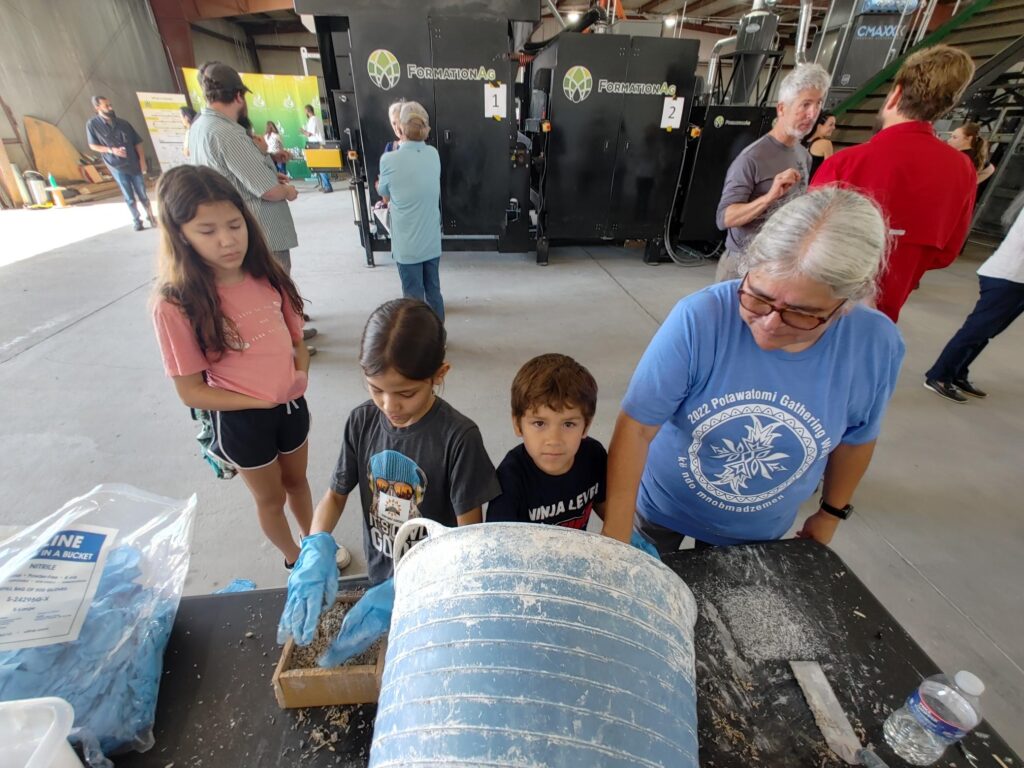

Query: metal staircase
left=833, top=0, right=1024, bottom=147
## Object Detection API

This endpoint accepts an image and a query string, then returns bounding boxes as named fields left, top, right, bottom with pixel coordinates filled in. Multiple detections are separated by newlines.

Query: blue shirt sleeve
left=621, top=294, right=710, bottom=426
left=841, top=317, right=906, bottom=444
left=378, top=154, right=393, bottom=199
left=86, top=119, right=99, bottom=147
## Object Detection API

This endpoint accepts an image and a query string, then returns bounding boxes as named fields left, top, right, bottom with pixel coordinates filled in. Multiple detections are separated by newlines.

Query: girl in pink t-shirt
left=151, top=165, right=344, bottom=569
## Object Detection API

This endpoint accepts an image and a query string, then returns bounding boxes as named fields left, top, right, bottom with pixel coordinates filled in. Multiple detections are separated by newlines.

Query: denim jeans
left=110, top=169, right=149, bottom=223
left=397, top=258, right=444, bottom=323
left=926, top=275, right=1024, bottom=382
left=317, top=172, right=333, bottom=192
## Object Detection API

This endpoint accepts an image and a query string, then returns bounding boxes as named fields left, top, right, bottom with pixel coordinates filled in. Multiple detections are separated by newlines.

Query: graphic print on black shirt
left=367, top=449, right=427, bottom=560
left=487, top=437, right=607, bottom=530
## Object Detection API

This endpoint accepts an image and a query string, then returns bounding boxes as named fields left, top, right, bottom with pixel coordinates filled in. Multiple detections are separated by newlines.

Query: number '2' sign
left=484, top=83, right=507, bottom=119
left=660, top=96, right=685, bottom=130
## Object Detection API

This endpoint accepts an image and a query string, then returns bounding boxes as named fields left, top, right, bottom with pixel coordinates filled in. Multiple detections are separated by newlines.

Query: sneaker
left=952, top=378, right=987, bottom=398
left=336, top=545, right=352, bottom=571
left=302, top=327, right=318, bottom=341
left=924, top=378, right=968, bottom=403
left=306, top=345, right=317, bottom=357
left=133, top=220, right=144, bottom=231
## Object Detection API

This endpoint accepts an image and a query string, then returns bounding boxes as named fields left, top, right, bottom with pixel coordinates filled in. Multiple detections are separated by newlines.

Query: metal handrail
left=832, top=0, right=996, bottom=117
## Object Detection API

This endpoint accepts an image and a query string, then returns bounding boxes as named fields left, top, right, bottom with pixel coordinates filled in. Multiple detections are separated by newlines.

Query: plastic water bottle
left=883, top=671, right=984, bottom=765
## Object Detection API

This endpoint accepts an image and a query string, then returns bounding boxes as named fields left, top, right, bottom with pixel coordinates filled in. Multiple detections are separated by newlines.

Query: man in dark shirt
left=86, top=96, right=154, bottom=231
left=487, top=354, right=607, bottom=530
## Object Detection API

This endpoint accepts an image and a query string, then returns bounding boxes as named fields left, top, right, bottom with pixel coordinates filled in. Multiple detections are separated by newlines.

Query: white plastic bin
left=0, top=697, right=83, bottom=768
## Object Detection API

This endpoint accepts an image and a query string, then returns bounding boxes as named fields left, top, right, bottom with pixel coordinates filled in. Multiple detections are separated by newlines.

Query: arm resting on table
left=603, top=410, right=660, bottom=543
left=798, top=440, right=876, bottom=544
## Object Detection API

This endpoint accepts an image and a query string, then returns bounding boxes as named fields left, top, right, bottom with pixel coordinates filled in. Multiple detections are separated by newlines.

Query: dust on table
left=286, top=594, right=384, bottom=670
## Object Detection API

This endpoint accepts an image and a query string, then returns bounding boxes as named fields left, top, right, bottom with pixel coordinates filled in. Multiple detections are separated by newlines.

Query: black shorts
left=209, top=397, right=310, bottom=470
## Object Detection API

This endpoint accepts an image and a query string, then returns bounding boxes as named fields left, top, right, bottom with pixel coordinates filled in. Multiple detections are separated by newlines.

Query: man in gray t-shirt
left=714, top=64, right=830, bottom=281
left=330, top=398, right=500, bottom=583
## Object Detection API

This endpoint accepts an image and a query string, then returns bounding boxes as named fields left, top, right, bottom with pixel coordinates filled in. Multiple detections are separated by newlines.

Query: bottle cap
left=955, top=671, right=985, bottom=697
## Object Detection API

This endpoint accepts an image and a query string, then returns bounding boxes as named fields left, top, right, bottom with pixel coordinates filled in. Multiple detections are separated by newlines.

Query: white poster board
left=136, top=91, right=188, bottom=172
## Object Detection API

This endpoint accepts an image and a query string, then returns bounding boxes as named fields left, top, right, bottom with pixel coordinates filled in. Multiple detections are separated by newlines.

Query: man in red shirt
left=811, top=45, right=976, bottom=322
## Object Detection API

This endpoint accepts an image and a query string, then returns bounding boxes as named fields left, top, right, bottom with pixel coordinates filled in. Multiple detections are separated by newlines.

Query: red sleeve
left=930, top=172, right=977, bottom=270
left=152, top=299, right=208, bottom=378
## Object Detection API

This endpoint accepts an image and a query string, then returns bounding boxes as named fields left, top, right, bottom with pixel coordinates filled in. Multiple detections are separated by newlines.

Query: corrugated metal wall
left=0, top=0, right=174, bottom=173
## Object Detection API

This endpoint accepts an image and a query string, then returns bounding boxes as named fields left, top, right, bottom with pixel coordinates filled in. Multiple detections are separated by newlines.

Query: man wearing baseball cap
left=188, top=61, right=317, bottom=345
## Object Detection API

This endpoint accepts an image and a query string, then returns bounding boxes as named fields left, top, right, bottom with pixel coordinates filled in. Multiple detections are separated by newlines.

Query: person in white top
left=301, top=104, right=333, bottom=192
left=264, top=121, right=288, bottom=175
left=924, top=191, right=1024, bottom=402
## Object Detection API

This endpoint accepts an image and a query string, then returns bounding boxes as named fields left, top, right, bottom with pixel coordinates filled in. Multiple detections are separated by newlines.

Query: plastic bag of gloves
left=0, top=484, right=196, bottom=767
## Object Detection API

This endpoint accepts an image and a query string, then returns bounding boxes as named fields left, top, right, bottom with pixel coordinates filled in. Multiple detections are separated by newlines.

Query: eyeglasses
left=737, top=277, right=845, bottom=331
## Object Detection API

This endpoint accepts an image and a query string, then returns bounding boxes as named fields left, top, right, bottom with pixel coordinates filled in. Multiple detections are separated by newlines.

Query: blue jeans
left=926, top=275, right=1024, bottom=382
left=397, top=258, right=444, bottom=323
left=110, top=169, right=150, bottom=223
left=317, top=172, right=333, bottom=192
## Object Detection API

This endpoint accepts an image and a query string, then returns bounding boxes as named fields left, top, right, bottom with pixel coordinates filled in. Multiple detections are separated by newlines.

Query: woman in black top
left=803, top=111, right=835, bottom=181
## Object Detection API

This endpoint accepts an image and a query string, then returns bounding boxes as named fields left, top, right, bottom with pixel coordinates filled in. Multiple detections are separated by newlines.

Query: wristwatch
left=819, top=498, right=853, bottom=519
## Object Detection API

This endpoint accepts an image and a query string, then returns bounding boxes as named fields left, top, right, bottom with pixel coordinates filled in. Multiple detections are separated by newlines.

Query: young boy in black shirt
left=486, top=354, right=605, bottom=529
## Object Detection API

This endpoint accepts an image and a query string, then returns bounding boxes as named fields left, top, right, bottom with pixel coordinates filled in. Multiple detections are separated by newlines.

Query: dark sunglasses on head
left=737, top=276, right=846, bottom=331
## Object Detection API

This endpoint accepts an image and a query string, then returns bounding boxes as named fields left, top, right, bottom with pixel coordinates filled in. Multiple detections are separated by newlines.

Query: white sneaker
left=336, top=545, right=352, bottom=571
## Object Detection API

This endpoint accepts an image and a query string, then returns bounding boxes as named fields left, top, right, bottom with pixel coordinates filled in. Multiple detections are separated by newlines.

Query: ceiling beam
left=186, top=0, right=295, bottom=21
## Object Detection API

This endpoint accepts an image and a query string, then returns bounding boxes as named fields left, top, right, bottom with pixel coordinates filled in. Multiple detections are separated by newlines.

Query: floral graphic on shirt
left=687, top=403, right=818, bottom=506
left=709, top=416, right=789, bottom=495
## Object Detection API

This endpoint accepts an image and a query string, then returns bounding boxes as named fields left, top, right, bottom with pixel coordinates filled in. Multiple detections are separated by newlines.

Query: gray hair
left=388, top=100, right=405, bottom=121
left=739, top=186, right=889, bottom=303
left=777, top=63, right=830, bottom=106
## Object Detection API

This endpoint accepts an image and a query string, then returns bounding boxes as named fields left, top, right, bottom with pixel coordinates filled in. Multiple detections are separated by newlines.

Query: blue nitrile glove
left=277, top=533, right=339, bottom=646
left=631, top=530, right=661, bottom=560
left=318, top=578, right=395, bottom=668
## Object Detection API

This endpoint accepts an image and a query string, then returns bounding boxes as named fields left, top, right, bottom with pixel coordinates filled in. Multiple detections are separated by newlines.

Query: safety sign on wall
left=0, top=525, right=116, bottom=650
left=661, top=97, right=685, bottom=130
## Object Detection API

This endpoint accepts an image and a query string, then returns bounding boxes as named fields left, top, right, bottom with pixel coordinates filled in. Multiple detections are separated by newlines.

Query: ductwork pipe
left=794, top=0, right=813, bottom=64
left=545, top=0, right=567, bottom=28
left=706, top=35, right=737, bottom=101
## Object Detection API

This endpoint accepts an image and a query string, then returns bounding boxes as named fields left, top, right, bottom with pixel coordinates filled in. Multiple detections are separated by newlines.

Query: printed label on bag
left=0, top=525, right=117, bottom=650
left=907, top=690, right=969, bottom=741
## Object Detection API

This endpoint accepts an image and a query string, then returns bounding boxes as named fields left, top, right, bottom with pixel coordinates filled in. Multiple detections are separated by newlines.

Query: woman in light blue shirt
left=602, top=187, right=905, bottom=552
left=378, top=102, right=444, bottom=323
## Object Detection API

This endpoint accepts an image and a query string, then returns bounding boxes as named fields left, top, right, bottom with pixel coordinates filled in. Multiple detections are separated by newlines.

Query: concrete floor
left=1, top=183, right=1022, bottom=751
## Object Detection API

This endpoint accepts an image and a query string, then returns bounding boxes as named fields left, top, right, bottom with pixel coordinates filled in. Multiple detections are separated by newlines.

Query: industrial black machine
left=812, top=0, right=920, bottom=111
left=297, top=0, right=538, bottom=266
left=519, top=21, right=700, bottom=264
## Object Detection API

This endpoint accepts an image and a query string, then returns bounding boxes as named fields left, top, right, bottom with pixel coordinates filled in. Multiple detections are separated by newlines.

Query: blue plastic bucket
left=369, top=520, right=698, bottom=767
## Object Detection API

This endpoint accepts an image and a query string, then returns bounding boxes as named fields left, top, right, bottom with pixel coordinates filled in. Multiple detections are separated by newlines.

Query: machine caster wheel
left=537, top=238, right=549, bottom=266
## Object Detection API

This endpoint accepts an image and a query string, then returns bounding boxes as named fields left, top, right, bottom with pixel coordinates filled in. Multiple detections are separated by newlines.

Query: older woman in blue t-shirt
left=603, top=186, right=905, bottom=552
left=378, top=102, right=444, bottom=323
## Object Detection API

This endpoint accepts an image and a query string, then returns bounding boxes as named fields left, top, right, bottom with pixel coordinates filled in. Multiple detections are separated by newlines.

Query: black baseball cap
left=198, top=61, right=250, bottom=95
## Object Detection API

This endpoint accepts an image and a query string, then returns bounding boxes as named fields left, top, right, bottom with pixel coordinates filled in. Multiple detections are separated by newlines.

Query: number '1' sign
left=484, top=83, right=507, bottom=119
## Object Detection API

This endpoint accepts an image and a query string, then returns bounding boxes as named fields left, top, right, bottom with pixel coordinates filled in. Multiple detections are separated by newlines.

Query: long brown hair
left=958, top=122, right=989, bottom=171
left=154, top=165, right=303, bottom=359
